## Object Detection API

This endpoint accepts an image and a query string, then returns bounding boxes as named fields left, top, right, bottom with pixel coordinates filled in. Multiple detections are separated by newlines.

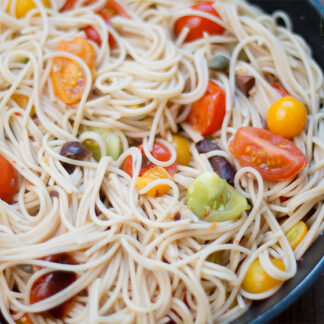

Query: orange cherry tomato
left=30, top=253, right=77, bottom=319
left=123, top=143, right=177, bottom=177
left=242, top=258, right=285, bottom=294
left=16, top=314, right=33, bottom=324
left=83, top=0, right=128, bottom=48
left=0, top=155, right=18, bottom=204
left=267, top=96, right=307, bottom=138
left=174, top=1, right=225, bottom=42
left=136, top=166, right=173, bottom=197
left=286, top=221, right=308, bottom=250
left=51, top=37, right=96, bottom=104
left=188, top=80, right=226, bottom=136
left=229, top=127, right=307, bottom=181
left=271, top=82, right=289, bottom=97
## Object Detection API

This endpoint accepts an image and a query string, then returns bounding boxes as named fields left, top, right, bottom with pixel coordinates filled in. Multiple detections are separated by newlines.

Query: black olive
left=196, top=140, right=236, bottom=185
left=60, top=141, right=91, bottom=160
left=60, top=142, right=91, bottom=173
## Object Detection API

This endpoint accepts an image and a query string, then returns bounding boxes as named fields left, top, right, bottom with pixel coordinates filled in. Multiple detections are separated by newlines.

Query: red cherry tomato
left=123, top=143, right=177, bottom=177
left=272, top=82, right=289, bottom=97
left=174, top=1, right=225, bottom=42
left=0, top=155, right=18, bottom=204
left=83, top=0, right=128, bottom=48
left=30, top=253, right=77, bottom=319
left=187, top=80, right=226, bottom=136
left=229, top=127, right=307, bottom=181
left=60, top=0, right=79, bottom=12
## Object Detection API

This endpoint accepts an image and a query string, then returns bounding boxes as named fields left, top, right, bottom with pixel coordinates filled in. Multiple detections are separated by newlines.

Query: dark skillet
left=233, top=1, right=324, bottom=323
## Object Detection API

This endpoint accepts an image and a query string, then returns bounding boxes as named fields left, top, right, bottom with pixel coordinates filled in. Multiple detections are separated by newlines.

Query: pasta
left=0, top=0, right=323, bottom=323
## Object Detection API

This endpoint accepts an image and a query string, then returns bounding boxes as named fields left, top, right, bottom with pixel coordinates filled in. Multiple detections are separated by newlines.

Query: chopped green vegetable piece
left=228, top=43, right=249, bottom=61
left=207, top=251, right=222, bottom=264
left=186, top=171, right=249, bottom=222
left=82, top=126, right=121, bottom=161
left=17, top=321, right=23, bottom=324
left=208, top=55, right=230, bottom=71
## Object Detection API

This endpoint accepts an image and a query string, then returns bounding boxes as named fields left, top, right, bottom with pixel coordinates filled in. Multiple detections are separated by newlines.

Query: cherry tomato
left=271, top=82, right=289, bottom=97
left=83, top=0, right=128, bottom=48
left=174, top=1, right=225, bottom=42
left=286, top=221, right=308, bottom=250
left=170, top=135, right=191, bottom=166
left=51, top=37, right=96, bottom=104
left=60, top=0, right=79, bottom=12
left=30, top=253, right=77, bottom=319
left=0, top=155, right=18, bottom=204
left=267, top=96, right=307, bottom=138
left=136, top=166, right=173, bottom=197
left=8, top=0, right=50, bottom=19
left=242, top=258, right=285, bottom=294
left=122, top=143, right=177, bottom=177
left=188, top=80, right=226, bottom=136
left=229, top=127, right=307, bottom=181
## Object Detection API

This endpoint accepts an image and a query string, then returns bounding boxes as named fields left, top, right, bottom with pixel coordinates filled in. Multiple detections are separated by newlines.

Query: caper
left=208, top=55, right=230, bottom=71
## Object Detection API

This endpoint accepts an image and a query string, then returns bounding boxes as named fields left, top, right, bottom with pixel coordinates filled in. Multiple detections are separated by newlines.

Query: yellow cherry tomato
left=136, top=166, right=173, bottom=198
left=170, top=135, right=191, bottom=166
left=286, top=221, right=308, bottom=250
left=267, top=96, right=307, bottom=138
left=242, top=258, right=285, bottom=294
left=12, top=94, right=35, bottom=116
left=7, top=0, right=51, bottom=19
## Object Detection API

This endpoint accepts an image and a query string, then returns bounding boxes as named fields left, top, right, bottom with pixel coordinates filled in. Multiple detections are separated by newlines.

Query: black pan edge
left=233, top=1, right=324, bottom=323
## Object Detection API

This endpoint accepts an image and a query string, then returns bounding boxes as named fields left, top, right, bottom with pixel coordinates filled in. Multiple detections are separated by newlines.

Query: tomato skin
left=271, top=82, right=289, bottom=97
left=267, top=96, right=307, bottom=138
left=83, top=0, right=128, bottom=48
left=174, top=1, right=225, bottom=42
left=123, top=143, right=177, bottom=177
left=60, top=0, right=79, bottom=12
left=229, top=127, right=307, bottom=181
left=0, top=155, right=18, bottom=204
left=286, top=221, right=308, bottom=250
left=188, top=80, right=226, bottom=136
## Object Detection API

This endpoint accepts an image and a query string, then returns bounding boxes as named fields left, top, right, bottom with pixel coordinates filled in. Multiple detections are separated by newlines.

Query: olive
left=60, top=141, right=91, bottom=160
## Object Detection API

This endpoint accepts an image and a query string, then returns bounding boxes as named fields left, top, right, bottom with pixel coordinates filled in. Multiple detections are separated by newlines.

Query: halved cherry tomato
left=242, top=258, right=285, bottom=294
left=188, top=80, right=226, bottom=136
left=136, top=166, right=173, bottom=197
left=123, top=143, right=177, bottom=177
left=174, top=1, right=225, bottom=42
left=16, top=314, right=33, bottom=324
left=83, top=0, right=128, bottom=48
left=271, top=82, right=289, bottom=97
left=0, top=155, right=18, bottom=204
left=267, top=96, right=307, bottom=138
left=229, top=127, right=307, bottom=181
left=51, top=37, right=96, bottom=104
left=286, top=221, right=308, bottom=250
left=30, top=253, right=77, bottom=319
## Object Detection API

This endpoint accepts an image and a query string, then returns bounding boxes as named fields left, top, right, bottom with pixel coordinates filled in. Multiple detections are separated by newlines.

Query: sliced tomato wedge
left=272, top=82, right=289, bottom=97
left=188, top=80, right=226, bottom=136
left=60, top=0, right=79, bottom=12
left=229, top=127, right=307, bottom=181
left=174, top=1, right=225, bottom=42
left=0, top=155, right=18, bottom=204
left=123, top=143, right=177, bottom=177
